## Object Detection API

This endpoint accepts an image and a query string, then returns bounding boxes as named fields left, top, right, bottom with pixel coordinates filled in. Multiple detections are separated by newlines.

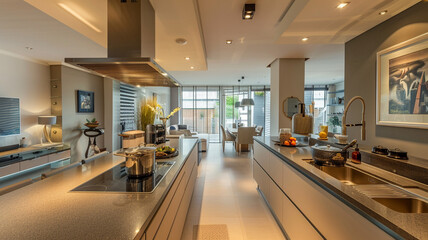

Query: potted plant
left=328, top=115, right=341, bottom=133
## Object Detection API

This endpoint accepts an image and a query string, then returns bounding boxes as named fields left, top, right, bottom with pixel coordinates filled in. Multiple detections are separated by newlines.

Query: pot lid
left=311, top=144, right=342, bottom=152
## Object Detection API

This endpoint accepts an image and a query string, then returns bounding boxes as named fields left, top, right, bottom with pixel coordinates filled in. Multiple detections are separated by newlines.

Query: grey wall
left=61, top=66, right=105, bottom=162
left=345, top=2, right=428, bottom=159
left=0, top=50, right=50, bottom=147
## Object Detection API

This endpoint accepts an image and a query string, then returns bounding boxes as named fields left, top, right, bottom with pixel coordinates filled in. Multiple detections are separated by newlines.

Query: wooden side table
left=82, top=128, right=104, bottom=158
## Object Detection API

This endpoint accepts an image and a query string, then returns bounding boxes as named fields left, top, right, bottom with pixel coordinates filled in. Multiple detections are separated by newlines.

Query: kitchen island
left=253, top=136, right=428, bottom=240
left=0, top=138, right=199, bottom=240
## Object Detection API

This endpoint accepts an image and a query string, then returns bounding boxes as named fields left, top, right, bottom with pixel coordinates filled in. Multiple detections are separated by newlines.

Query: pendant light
left=240, top=76, right=255, bottom=106
left=235, top=79, right=242, bottom=108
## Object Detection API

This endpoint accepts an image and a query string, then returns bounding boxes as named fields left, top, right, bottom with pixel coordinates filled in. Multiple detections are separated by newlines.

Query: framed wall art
left=77, top=90, right=94, bottom=113
left=376, top=32, right=428, bottom=129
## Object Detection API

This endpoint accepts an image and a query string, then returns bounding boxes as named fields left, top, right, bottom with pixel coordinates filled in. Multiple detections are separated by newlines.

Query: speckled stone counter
left=0, top=138, right=198, bottom=240
left=254, top=136, right=428, bottom=240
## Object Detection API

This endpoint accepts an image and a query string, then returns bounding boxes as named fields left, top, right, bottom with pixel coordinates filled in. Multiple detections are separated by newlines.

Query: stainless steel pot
left=311, top=139, right=357, bottom=166
left=125, top=147, right=156, bottom=178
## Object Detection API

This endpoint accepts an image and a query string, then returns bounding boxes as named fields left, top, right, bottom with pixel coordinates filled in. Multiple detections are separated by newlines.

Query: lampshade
left=234, top=101, right=241, bottom=108
left=38, top=116, right=57, bottom=125
left=241, top=98, right=255, bottom=106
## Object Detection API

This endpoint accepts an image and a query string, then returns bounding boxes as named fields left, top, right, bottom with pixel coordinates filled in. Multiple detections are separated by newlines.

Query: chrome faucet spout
left=342, top=96, right=366, bottom=141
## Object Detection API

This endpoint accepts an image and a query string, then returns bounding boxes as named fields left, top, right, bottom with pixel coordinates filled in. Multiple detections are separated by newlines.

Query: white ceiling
left=0, top=0, right=421, bottom=86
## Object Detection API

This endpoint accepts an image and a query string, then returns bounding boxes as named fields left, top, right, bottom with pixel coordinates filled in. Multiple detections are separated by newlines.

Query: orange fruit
left=290, top=137, right=296, bottom=141
left=291, top=141, right=296, bottom=146
left=284, top=141, right=290, bottom=146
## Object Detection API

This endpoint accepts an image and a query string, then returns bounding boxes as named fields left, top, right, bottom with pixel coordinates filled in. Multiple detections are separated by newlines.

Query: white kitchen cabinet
left=253, top=142, right=394, bottom=240
left=48, top=150, right=71, bottom=162
left=145, top=145, right=198, bottom=240
left=0, top=162, right=20, bottom=178
left=281, top=191, right=323, bottom=240
left=20, top=156, right=49, bottom=171
left=282, top=161, right=393, bottom=240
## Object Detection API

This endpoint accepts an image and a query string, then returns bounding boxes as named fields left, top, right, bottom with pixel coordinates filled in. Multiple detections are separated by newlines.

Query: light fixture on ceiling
left=235, top=79, right=242, bottom=108
left=175, top=38, right=188, bottom=45
left=240, top=76, right=254, bottom=106
left=185, top=57, right=190, bottom=60
left=161, top=73, right=168, bottom=76
left=337, top=2, right=350, bottom=9
left=302, top=37, right=309, bottom=42
left=242, top=4, right=255, bottom=20
left=379, top=10, right=388, bottom=15
left=190, top=66, right=195, bottom=69
left=226, top=40, right=233, bottom=44
left=25, top=47, right=33, bottom=50
left=136, top=85, right=141, bottom=87
left=58, top=3, right=102, bottom=33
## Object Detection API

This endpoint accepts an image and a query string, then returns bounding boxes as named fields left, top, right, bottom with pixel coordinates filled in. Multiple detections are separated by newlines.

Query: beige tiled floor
left=181, top=143, right=285, bottom=240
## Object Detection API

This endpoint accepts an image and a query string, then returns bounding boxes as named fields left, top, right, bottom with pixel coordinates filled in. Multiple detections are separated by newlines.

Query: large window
left=182, top=87, right=220, bottom=142
left=181, top=86, right=270, bottom=142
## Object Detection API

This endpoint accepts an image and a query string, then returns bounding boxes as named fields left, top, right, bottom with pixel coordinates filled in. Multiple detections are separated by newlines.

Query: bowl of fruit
left=155, top=146, right=178, bottom=159
left=281, top=137, right=298, bottom=147
left=84, top=118, right=99, bottom=129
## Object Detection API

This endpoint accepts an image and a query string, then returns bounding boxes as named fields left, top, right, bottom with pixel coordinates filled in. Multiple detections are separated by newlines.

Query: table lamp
left=38, top=116, right=57, bottom=144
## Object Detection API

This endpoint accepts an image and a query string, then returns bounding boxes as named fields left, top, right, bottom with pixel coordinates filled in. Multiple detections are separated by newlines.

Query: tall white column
left=269, top=58, right=305, bottom=135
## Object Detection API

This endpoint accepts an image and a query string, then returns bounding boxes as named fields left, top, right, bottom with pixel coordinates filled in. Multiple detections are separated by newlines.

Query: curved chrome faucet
left=342, top=96, right=366, bottom=141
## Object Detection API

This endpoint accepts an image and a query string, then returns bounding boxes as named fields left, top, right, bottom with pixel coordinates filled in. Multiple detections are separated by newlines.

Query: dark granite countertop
left=254, top=136, right=428, bottom=240
left=0, top=138, right=198, bottom=240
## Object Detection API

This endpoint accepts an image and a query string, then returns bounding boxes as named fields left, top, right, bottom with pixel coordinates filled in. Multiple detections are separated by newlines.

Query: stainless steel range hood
left=65, top=0, right=180, bottom=87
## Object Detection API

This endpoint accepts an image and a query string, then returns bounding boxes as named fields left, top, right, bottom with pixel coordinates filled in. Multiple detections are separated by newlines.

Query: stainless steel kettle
left=125, top=147, right=156, bottom=178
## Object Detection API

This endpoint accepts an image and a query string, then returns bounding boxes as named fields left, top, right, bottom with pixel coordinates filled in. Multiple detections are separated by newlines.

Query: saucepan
left=125, top=147, right=156, bottom=178
left=311, top=139, right=357, bottom=166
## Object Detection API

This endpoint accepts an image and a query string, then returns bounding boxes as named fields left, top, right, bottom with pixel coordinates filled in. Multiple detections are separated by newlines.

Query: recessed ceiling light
left=302, top=37, right=309, bottom=42
left=175, top=38, right=187, bottom=45
left=379, top=10, right=388, bottom=15
left=25, top=47, right=33, bottom=50
left=185, top=57, right=190, bottom=60
left=337, top=2, right=349, bottom=9
left=190, top=66, right=195, bottom=69
left=136, top=85, right=141, bottom=87
left=226, top=40, right=232, bottom=44
left=161, top=73, right=168, bottom=76
left=58, top=3, right=101, bottom=33
left=242, top=4, right=255, bottom=20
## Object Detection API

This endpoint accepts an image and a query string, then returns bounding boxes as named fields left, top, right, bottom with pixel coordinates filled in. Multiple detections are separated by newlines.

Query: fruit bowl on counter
left=156, top=146, right=179, bottom=159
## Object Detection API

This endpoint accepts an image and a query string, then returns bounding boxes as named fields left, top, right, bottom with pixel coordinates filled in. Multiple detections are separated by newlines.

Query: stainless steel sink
left=373, top=198, right=428, bottom=213
left=307, top=162, right=386, bottom=185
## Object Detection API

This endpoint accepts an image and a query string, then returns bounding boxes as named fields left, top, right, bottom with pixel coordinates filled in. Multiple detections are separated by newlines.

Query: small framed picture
left=77, top=90, right=94, bottom=113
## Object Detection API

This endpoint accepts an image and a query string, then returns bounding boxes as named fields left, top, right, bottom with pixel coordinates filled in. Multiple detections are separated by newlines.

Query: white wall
left=104, top=78, right=121, bottom=152
left=61, top=66, right=104, bottom=162
left=0, top=50, right=50, bottom=147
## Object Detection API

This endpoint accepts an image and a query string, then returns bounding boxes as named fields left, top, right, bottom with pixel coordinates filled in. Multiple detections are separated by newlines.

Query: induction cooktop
left=71, top=161, right=175, bottom=193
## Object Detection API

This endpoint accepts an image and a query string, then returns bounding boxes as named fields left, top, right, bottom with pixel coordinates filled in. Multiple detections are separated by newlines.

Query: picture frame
left=77, top=90, right=94, bottom=113
left=376, top=32, right=428, bottom=129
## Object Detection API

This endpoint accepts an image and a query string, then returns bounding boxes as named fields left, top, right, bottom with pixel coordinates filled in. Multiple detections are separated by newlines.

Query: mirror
left=283, top=96, right=302, bottom=119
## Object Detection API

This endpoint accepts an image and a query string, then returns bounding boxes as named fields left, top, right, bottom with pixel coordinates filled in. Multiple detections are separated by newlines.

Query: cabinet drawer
left=281, top=192, right=323, bottom=240
left=269, top=179, right=283, bottom=222
left=20, top=156, right=49, bottom=171
left=268, top=153, right=283, bottom=187
left=48, top=150, right=71, bottom=162
left=282, top=162, right=393, bottom=240
left=253, top=160, right=269, bottom=200
left=254, top=141, right=269, bottom=170
left=0, top=162, right=20, bottom=178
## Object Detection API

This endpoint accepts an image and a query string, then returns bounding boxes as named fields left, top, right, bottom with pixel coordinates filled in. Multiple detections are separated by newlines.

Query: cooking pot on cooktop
left=125, top=147, right=156, bottom=178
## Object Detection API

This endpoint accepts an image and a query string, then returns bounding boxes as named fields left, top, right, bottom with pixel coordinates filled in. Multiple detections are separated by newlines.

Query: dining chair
left=236, top=127, right=256, bottom=153
left=221, top=125, right=236, bottom=152
left=256, top=126, right=264, bottom=136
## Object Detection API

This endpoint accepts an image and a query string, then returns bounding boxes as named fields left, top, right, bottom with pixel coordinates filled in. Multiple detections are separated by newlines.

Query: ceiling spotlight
left=379, top=10, right=387, bottom=15
left=190, top=66, right=195, bottom=69
left=161, top=73, right=168, bottom=76
left=302, top=37, right=309, bottom=42
left=175, top=38, right=188, bottom=45
left=226, top=40, right=233, bottom=44
left=242, top=4, right=255, bottom=20
left=337, top=2, right=349, bottom=9
left=185, top=57, right=190, bottom=60
left=136, top=85, right=141, bottom=87
left=25, top=47, right=33, bottom=50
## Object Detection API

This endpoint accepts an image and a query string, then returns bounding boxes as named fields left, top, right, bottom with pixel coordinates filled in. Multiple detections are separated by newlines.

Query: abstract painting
left=77, top=90, right=94, bottom=113
left=377, top=33, right=428, bottom=129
